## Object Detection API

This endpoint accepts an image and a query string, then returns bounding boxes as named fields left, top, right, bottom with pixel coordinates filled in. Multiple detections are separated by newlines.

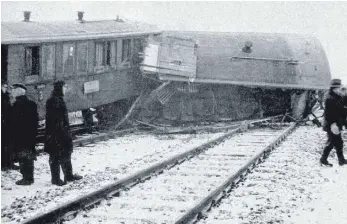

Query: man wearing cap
left=44, top=80, right=82, bottom=186
left=10, top=83, right=38, bottom=185
left=320, top=79, right=347, bottom=166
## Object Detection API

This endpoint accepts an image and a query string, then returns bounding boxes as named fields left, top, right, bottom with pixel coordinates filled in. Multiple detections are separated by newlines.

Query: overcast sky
left=2, top=1, right=347, bottom=83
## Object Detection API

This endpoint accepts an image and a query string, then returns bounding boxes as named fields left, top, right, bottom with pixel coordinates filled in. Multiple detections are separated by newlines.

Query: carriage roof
left=154, top=31, right=331, bottom=90
left=1, top=19, right=162, bottom=44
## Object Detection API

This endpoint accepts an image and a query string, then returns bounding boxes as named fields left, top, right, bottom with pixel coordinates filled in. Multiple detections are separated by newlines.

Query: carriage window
left=111, top=41, right=117, bottom=65
left=42, top=45, right=55, bottom=79
left=25, top=46, right=40, bottom=76
left=133, top=39, right=144, bottom=64
left=55, top=45, right=63, bottom=75
left=1, top=45, right=8, bottom=82
left=95, top=42, right=106, bottom=66
left=122, top=39, right=131, bottom=62
left=63, top=44, right=75, bottom=75
left=77, top=42, right=88, bottom=73
left=134, top=39, right=144, bottom=53
left=106, top=42, right=111, bottom=66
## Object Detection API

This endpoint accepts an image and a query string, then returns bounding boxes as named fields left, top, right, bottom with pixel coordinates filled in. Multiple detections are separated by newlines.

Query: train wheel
left=291, top=90, right=309, bottom=120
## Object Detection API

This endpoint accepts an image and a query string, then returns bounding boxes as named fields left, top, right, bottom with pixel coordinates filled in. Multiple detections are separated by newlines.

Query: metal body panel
left=156, top=31, right=331, bottom=90
left=141, top=35, right=197, bottom=78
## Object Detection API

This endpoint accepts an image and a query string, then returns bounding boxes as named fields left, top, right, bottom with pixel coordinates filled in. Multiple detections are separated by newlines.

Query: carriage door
left=1, top=45, right=8, bottom=82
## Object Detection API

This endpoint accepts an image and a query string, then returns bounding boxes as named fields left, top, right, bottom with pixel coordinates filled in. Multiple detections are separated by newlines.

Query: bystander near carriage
left=10, top=83, right=38, bottom=185
left=2, top=81, right=13, bottom=170
left=320, top=79, right=347, bottom=167
left=44, top=80, right=83, bottom=186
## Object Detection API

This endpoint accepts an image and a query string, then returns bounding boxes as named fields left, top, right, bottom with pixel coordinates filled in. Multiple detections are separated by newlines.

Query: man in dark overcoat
left=44, top=80, right=82, bottom=186
left=11, top=83, right=38, bottom=185
left=320, top=79, right=347, bottom=166
left=342, top=88, right=347, bottom=128
left=2, top=81, right=12, bottom=170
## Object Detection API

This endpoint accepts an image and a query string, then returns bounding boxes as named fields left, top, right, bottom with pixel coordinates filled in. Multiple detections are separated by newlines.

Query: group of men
left=320, top=78, right=347, bottom=166
left=1, top=80, right=82, bottom=186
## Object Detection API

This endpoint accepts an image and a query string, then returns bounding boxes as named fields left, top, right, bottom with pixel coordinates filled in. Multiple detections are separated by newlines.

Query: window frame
left=95, top=41, right=106, bottom=67
left=77, top=42, right=89, bottom=74
left=110, top=40, right=117, bottom=69
left=24, top=45, right=40, bottom=77
left=121, top=39, right=132, bottom=63
left=41, top=44, right=56, bottom=80
left=62, top=42, right=76, bottom=76
left=94, top=40, right=120, bottom=73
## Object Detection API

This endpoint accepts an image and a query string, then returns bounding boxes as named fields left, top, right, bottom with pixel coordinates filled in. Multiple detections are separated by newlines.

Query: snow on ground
left=2, top=125, right=347, bottom=224
left=1, top=131, right=224, bottom=223
left=65, top=128, right=286, bottom=224
left=200, top=125, right=347, bottom=224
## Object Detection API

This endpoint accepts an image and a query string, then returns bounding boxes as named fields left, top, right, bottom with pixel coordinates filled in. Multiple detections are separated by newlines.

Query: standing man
left=342, top=87, right=347, bottom=128
left=320, top=79, right=347, bottom=166
left=44, top=80, right=82, bottom=186
left=1, top=81, right=12, bottom=170
left=11, top=83, right=38, bottom=185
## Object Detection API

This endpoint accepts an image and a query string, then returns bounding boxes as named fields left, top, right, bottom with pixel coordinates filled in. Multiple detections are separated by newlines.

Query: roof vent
left=23, top=11, right=31, bottom=22
left=116, top=15, right=124, bottom=22
left=242, top=41, right=253, bottom=53
left=77, top=11, right=84, bottom=22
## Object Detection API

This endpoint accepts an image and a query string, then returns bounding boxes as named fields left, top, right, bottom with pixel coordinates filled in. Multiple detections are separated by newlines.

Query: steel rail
left=36, top=123, right=94, bottom=140
left=141, top=115, right=283, bottom=134
left=72, top=127, right=137, bottom=147
left=35, top=127, right=137, bottom=154
left=20, top=117, right=277, bottom=224
left=174, top=122, right=297, bottom=224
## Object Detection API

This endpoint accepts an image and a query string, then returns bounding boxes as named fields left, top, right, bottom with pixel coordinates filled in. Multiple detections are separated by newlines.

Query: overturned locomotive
left=136, top=31, right=331, bottom=125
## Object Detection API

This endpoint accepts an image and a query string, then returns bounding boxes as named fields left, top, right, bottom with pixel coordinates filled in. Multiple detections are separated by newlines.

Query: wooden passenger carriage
left=1, top=12, right=161, bottom=120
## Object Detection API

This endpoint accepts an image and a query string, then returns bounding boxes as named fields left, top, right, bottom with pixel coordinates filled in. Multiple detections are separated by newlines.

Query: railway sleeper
left=106, top=190, right=120, bottom=199
left=83, top=198, right=103, bottom=210
left=197, top=211, right=208, bottom=220
left=61, top=210, right=78, bottom=222
left=140, top=175, right=152, bottom=183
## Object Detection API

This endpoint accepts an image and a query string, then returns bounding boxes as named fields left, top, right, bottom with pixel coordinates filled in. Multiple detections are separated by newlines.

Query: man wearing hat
left=44, top=80, right=82, bottom=186
left=10, top=83, right=38, bottom=185
left=320, top=78, right=347, bottom=166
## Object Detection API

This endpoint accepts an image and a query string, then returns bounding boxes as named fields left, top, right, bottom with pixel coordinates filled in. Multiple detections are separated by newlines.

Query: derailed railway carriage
left=1, top=12, right=331, bottom=127
left=139, top=31, right=331, bottom=124
left=1, top=12, right=160, bottom=124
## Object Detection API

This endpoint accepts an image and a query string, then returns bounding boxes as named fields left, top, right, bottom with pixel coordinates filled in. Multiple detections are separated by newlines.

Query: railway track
left=197, top=125, right=319, bottom=224
left=35, top=126, right=137, bottom=154
left=20, top=116, right=293, bottom=224
left=36, top=123, right=95, bottom=142
left=36, top=115, right=282, bottom=153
